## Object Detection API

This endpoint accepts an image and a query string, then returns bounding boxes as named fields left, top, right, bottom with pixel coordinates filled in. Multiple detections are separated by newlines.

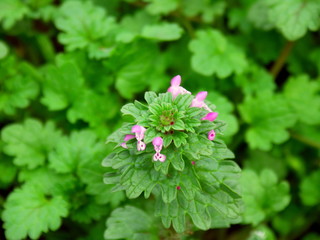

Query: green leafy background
left=0, top=0, right=319, bottom=239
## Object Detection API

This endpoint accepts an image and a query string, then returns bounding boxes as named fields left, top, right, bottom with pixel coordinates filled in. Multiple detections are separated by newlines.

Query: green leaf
left=107, top=40, right=160, bottom=99
left=115, top=10, right=157, bottom=43
left=239, top=93, right=297, bottom=150
left=144, top=91, right=158, bottom=105
left=0, top=57, right=39, bottom=115
left=55, top=1, right=116, bottom=58
left=69, top=191, right=106, bottom=224
left=244, top=150, right=288, bottom=180
left=2, top=183, right=68, bottom=240
left=121, top=103, right=143, bottom=119
left=167, top=152, right=185, bottom=171
left=18, top=167, right=77, bottom=195
left=0, top=157, right=17, bottom=189
left=0, top=41, right=9, bottom=59
left=189, top=29, right=248, bottom=78
left=144, top=127, right=159, bottom=143
left=272, top=203, right=307, bottom=236
left=0, top=0, right=30, bottom=29
left=105, top=205, right=158, bottom=240
left=247, top=225, right=276, bottom=240
left=267, top=0, right=320, bottom=40
left=241, top=169, right=290, bottom=225
left=283, top=75, right=320, bottom=125
left=300, top=169, right=320, bottom=206
left=67, top=89, right=119, bottom=126
left=41, top=62, right=84, bottom=111
left=175, top=94, right=195, bottom=110
left=234, top=63, right=276, bottom=96
left=142, top=22, right=183, bottom=41
left=182, top=0, right=226, bottom=23
left=183, top=133, right=214, bottom=159
left=145, top=0, right=179, bottom=15
left=49, top=130, right=104, bottom=173
left=1, top=119, right=62, bottom=169
left=79, top=160, right=125, bottom=206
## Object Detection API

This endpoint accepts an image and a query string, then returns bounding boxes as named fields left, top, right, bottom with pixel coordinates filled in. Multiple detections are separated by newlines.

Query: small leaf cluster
left=104, top=90, right=242, bottom=233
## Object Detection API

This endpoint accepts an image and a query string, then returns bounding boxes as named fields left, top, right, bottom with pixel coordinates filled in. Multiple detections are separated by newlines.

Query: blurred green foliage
left=0, top=0, right=319, bottom=239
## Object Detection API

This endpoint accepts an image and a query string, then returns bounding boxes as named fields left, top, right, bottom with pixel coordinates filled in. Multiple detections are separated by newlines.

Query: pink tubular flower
left=152, top=137, right=166, bottom=162
left=201, top=112, right=218, bottom=121
left=121, top=134, right=135, bottom=149
left=131, top=125, right=146, bottom=151
left=190, top=91, right=212, bottom=111
left=131, top=125, right=146, bottom=141
left=124, top=134, right=135, bottom=141
left=167, top=75, right=191, bottom=99
left=208, top=130, right=216, bottom=141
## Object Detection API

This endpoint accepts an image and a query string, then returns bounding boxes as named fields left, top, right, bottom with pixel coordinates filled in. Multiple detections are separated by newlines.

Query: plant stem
left=270, top=41, right=295, bottom=78
left=290, top=131, right=320, bottom=149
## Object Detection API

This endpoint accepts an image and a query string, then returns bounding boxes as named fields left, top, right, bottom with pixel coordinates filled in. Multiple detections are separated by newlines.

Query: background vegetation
left=0, top=0, right=320, bottom=239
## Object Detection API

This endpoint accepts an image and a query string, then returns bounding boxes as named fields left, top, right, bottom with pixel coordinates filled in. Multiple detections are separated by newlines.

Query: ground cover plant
left=0, top=0, right=320, bottom=239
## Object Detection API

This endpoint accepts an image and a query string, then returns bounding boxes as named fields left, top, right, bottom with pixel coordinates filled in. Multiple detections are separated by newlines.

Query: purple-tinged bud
left=124, top=134, right=135, bottom=141
left=121, top=134, right=135, bottom=148
left=171, top=75, right=181, bottom=86
left=208, top=130, right=216, bottom=141
left=201, top=112, right=218, bottom=121
left=131, top=125, right=146, bottom=141
left=195, top=91, right=207, bottom=101
left=176, top=186, right=181, bottom=190
left=167, top=75, right=191, bottom=99
left=190, top=91, right=212, bottom=111
left=191, top=161, right=196, bottom=165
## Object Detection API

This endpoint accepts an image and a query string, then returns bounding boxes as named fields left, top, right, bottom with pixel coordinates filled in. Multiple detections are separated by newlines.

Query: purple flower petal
left=171, top=75, right=181, bottom=86
left=201, top=112, right=218, bottom=121
left=195, top=91, right=207, bottom=101
left=208, top=130, right=216, bottom=141
left=131, top=125, right=146, bottom=141
left=152, top=137, right=163, bottom=146
left=124, top=134, right=135, bottom=141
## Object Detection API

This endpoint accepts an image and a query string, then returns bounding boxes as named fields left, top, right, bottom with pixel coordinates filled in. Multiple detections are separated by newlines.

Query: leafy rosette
left=103, top=75, right=242, bottom=232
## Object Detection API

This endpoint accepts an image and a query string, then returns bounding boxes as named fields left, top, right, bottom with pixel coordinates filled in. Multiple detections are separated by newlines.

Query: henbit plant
left=103, top=75, right=242, bottom=235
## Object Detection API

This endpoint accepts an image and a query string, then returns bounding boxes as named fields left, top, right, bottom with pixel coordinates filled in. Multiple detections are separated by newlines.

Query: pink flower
left=167, top=75, right=191, bottom=99
left=190, top=91, right=212, bottom=111
left=201, top=112, right=218, bottom=121
left=131, top=125, right=146, bottom=151
left=131, top=125, right=146, bottom=141
left=121, top=134, right=135, bottom=148
left=124, top=134, right=135, bottom=141
left=152, top=137, right=166, bottom=162
left=208, top=130, right=216, bottom=141
left=152, top=137, right=163, bottom=152
left=153, top=152, right=166, bottom=162
left=137, top=141, right=146, bottom=151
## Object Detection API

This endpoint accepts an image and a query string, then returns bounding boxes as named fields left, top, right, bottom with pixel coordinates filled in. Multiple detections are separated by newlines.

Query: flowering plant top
left=103, top=76, right=242, bottom=233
